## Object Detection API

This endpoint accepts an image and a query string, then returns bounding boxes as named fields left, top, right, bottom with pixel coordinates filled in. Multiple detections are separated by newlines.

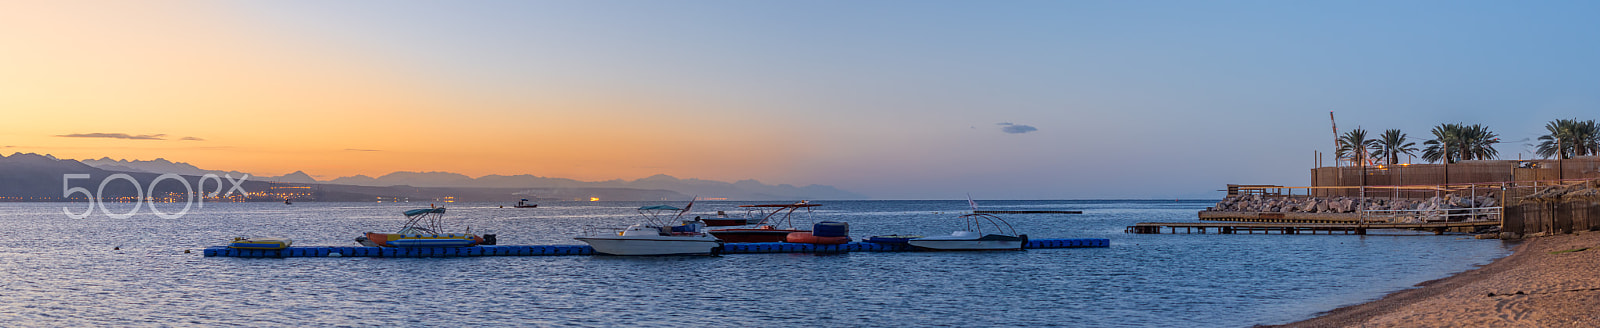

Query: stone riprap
left=1208, top=194, right=1499, bottom=223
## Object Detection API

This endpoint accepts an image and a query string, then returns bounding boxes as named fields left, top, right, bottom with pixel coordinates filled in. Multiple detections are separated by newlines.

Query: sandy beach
left=1277, top=232, right=1600, bottom=327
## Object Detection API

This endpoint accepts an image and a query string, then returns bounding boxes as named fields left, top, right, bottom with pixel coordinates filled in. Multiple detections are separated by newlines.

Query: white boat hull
left=906, top=239, right=1023, bottom=250
left=908, top=231, right=1024, bottom=250
left=575, top=236, right=723, bottom=256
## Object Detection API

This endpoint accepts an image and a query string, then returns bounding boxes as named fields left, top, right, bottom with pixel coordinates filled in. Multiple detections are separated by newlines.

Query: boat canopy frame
left=636, top=202, right=693, bottom=226
left=955, top=213, right=1018, bottom=237
left=398, top=207, right=450, bottom=235
left=738, top=201, right=822, bottom=228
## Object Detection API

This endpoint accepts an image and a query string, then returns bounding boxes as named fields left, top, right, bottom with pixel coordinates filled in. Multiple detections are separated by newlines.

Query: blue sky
left=7, top=1, right=1599, bottom=199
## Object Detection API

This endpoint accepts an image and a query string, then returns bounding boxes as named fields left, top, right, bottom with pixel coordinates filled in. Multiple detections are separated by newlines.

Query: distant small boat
left=229, top=237, right=292, bottom=250
left=513, top=199, right=538, bottom=208
left=284, top=199, right=293, bottom=205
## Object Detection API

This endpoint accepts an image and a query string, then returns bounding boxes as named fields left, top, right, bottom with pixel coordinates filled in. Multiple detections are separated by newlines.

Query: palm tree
left=1422, top=123, right=1462, bottom=163
left=1372, top=129, right=1417, bottom=165
left=1422, top=123, right=1500, bottom=163
left=1459, top=124, right=1500, bottom=161
left=1577, top=120, right=1600, bottom=157
left=1537, top=119, right=1600, bottom=159
left=1335, top=128, right=1378, bottom=166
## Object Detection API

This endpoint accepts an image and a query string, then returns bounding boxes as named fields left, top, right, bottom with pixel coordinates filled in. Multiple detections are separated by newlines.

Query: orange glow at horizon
left=0, top=2, right=799, bottom=184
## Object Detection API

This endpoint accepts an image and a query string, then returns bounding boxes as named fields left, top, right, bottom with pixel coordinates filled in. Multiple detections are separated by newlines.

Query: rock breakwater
left=1209, top=194, right=1499, bottom=223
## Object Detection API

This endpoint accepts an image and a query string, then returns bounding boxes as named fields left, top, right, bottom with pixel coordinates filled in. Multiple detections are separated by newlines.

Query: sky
left=2, top=1, right=1599, bottom=199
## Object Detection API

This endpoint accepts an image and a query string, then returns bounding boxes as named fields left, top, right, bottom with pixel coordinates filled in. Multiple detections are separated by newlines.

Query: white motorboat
left=576, top=224, right=723, bottom=256
left=575, top=203, right=724, bottom=256
left=906, top=230, right=1026, bottom=250
left=908, top=199, right=1027, bottom=251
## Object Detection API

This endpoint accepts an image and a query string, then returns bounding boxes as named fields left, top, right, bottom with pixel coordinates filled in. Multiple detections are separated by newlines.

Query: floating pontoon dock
left=973, top=210, right=1083, bottom=214
left=204, top=238, right=1109, bottom=258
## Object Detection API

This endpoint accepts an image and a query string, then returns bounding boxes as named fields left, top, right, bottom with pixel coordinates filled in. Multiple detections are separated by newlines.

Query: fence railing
left=1359, top=206, right=1502, bottom=224
left=1223, top=179, right=1600, bottom=229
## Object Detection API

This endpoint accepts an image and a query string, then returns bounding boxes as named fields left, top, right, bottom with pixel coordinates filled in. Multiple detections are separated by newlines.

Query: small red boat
left=710, top=225, right=807, bottom=243
left=700, top=210, right=757, bottom=226
left=701, top=218, right=753, bottom=226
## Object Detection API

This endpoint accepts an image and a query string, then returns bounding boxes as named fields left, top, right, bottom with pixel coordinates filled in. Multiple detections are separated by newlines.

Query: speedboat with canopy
left=906, top=213, right=1027, bottom=250
left=357, top=208, right=494, bottom=247
left=706, top=202, right=822, bottom=243
left=907, top=197, right=1027, bottom=250
left=575, top=201, right=724, bottom=256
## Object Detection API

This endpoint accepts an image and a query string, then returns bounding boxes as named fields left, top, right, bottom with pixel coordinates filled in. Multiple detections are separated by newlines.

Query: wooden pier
left=1197, top=211, right=1363, bottom=224
left=1125, top=221, right=1500, bottom=235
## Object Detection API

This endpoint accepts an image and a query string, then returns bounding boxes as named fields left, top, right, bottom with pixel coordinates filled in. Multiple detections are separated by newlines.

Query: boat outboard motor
left=1018, top=234, right=1029, bottom=249
left=481, top=234, right=497, bottom=245
left=355, top=236, right=378, bottom=247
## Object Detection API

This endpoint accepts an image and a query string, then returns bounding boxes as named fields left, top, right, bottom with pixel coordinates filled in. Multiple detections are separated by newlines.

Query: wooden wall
left=1310, top=158, right=1600, bottom=198
left=1503, top=201, right=1600, bottom=235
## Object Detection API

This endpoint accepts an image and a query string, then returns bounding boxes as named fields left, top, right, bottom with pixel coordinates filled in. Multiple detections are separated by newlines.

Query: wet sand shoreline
left=1274, top=232, right=1600, bottom=327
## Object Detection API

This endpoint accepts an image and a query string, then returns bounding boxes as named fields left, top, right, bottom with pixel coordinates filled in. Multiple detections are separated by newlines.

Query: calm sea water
left=0, top=200, right=1511, bottom=327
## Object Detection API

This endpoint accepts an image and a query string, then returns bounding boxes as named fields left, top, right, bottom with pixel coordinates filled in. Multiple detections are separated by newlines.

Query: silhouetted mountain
left=65, top=156, right=867, bottom=200
left=317, top=171, right=866, bottom=200
left=327, top=174, right=380, bottom=186
left=373, top=171, right=473, bottom=187
left=80, top=157, right=252, bottom=178
left=266, top=171, right=318, bottom=184
left=475, top=174, right=589, bottom=188
left=0, top=153, right=105, bottom=198
left=0, top=153, right=276, bottom=200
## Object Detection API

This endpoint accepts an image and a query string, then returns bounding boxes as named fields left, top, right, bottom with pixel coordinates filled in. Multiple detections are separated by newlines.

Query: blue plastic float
left=204, top=238, right=1108, bottom=258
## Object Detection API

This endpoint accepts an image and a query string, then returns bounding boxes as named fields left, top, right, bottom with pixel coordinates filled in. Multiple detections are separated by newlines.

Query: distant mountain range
left=80, top=157, right=318, bottom=183
left=73, top=156, right=865, bottom=200
left=0, top=153, right=277, bottom=199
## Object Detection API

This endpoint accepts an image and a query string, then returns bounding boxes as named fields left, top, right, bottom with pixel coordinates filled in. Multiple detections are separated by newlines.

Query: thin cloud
left=997, top=123, right=1038, bottom=134
left=344, top=148, right=382, bottom=152
left=179, top=136, right=206, bottom=141
left=57, top=133, right=167, bottom=140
